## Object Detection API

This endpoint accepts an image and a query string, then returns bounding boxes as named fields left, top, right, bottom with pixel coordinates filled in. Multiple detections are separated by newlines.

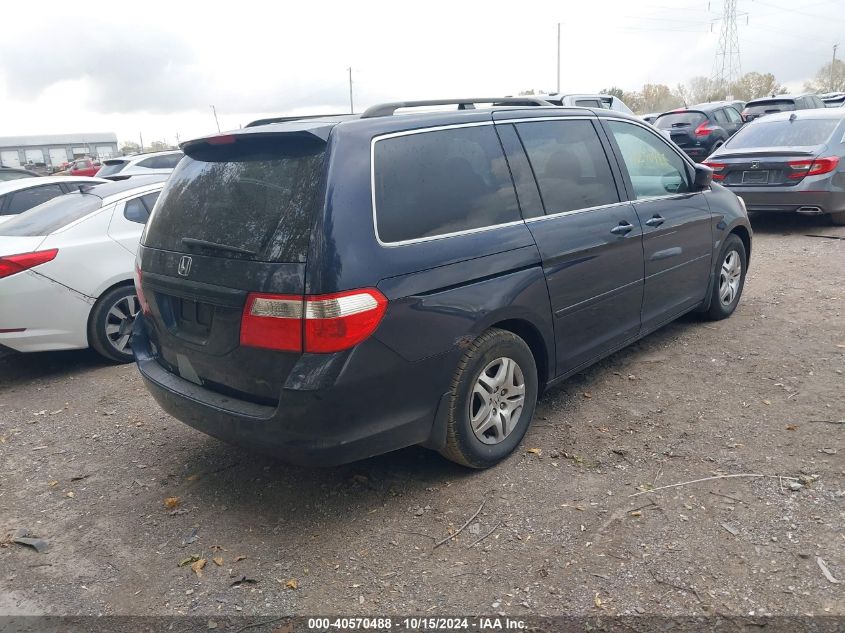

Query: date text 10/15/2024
left=307, top=617, right=527, bottom=631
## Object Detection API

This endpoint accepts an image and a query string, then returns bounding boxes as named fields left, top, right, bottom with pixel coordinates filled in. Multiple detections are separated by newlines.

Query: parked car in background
left=654, top=102, right=744, bottom=160
left=820, top=92, right=845, bottom=108
left=741, top=94, right=825, bottom=122
left=537, top=93, right=635, bottom=114
left=0, top=166, right=40, bottom=182
left=132, top=98, right=751, bottom=469
left=0, top=176, right=106, bottom=224
left=59, top=157, right=102, bottom=177
left=642, top=112, right=663, bottom=124
left=705, top=108, right=845, bottom=225
left=96, top=150, right=184, bottom=180
left=0, top=176, right=166, bottom=361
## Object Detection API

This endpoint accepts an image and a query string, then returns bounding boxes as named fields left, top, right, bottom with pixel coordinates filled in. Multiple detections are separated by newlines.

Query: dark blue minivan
left=133, top=98, right=752, bottom=468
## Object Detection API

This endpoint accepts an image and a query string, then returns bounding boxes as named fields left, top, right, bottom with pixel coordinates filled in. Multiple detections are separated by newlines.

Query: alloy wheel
left=105, top=294, right=140, bottom=354
left=469, top=356, right=526, bottom=445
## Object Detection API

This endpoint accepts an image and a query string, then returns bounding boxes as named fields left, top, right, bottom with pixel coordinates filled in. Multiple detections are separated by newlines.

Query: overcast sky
left=0, top=0, right=841, bottom=146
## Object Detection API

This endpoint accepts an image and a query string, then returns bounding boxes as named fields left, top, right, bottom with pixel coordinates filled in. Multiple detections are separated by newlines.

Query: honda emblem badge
left=178, top=255, right=192, bottom=277
left=750, top=160, right=760, bottom=169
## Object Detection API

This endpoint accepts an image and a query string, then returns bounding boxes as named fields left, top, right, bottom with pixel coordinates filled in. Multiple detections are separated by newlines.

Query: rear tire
left=88, top=285, right=140, bottom=363
left=704, top=233, right=747, bottom=321
left=831, top=212, right=845, bottom=226
left=439, top=328, right=538, bottom=469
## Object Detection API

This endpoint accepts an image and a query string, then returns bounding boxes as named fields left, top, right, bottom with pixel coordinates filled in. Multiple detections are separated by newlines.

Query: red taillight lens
left=694, top=121, right=715, bottom=137
left=787, top=156, right=839, bottom=179
left=240, top=289, right=388, bottom=353
left=133, top=264, right=151, bottom=315
left=702, top=161, right=727, bottom=181
left=0, top=249, right=58, bottom=280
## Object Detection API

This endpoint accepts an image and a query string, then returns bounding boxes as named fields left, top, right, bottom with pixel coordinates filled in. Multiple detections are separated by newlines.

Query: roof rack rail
left=360, top=97, right=554, bottom=119
left=245, top=113, right=351, bottom=128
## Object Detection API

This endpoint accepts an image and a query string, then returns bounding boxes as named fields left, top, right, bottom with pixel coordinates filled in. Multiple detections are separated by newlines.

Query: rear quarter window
left=373, top=126, right=520, bottom=244
left=143, top=136, right=325, bottom=262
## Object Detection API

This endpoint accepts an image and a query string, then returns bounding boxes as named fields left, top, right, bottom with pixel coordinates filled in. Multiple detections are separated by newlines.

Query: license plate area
left=741, top=170, right=769, bottom=184
left=161, top=296, right=215, bottom=343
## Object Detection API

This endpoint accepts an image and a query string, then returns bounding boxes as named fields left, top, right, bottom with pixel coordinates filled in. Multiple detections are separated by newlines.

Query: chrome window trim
left=370, top=120, right=528, bottom=248
left=524, top=200, right=632, bottom=223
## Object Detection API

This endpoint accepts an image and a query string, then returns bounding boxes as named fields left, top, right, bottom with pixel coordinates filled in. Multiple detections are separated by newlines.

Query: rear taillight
left=787, top=156, right=840, bottom=179
left=133, top=264, right=151, bottom=315
left=240, top=289, right=388, bottom=354
left=703, top=161, right=727, bottom=181
left=0, top=249, right=58, bottom=280
left=694, top=121, right=716, bottom=137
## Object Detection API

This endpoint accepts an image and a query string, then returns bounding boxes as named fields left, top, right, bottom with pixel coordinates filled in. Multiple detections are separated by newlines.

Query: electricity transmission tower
left=711, top=0, right=742, bottom=97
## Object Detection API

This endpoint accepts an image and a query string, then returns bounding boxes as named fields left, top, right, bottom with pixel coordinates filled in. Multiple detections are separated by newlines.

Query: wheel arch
left=488, top=318, right=550, bottom=391
left=730, top=224, right=752, bottom=267
left=85, top=278, right=136, bottom=346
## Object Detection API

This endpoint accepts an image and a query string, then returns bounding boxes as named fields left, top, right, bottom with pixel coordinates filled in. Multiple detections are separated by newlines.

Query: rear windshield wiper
left=181, top=237, right=257, bottom=256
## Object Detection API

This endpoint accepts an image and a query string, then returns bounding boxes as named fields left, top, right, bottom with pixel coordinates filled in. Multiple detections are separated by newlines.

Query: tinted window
left=156, top=153, right=184, bottom=168
left=516, top=120, right=619, bottom=213
left=144, top=136, right=325, bottom=262
left=744, top=100, right=796, bottom=116
left=124, top=192, right=161, bottom=224
left=98, top=160, right=128, bottom=176
left=574, top=99, right=602, bottom=108
left=373, top=126, right=520, bottom=243
left=4, top=184, right=65, bottom=215
left=724, top=107, right=743, bottom=124
left=726, top=118, right=840, bottom=149
left=0, top=193, right=101, bottom=235
left=655, top=112, right=707, bottom=129
left=137, top=157, right=158, bottom=169
left=607, top=121, right=691, bottom=199
left=712, top=109, right=730, bottom=125
left=0, top=171, right=34, bottom=182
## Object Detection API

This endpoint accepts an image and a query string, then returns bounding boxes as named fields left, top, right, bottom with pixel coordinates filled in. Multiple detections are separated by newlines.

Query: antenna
left=710, top=0, right=742, bottom=98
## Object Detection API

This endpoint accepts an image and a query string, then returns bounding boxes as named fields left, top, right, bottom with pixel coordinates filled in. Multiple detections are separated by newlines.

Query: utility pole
left=348, top=67, right=354, bottom=114
left=831, top=44, right=839, bottom=91
left=139, top=133, right=143, bottom=152
left=210, top=105, right=221, bottom=132
left=556, top=23, right=561, bottom=93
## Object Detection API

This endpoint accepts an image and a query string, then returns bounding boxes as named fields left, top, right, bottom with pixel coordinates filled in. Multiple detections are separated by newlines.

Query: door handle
left=645, top=215, right=665, bottom=227
left=610, top=221, right=634, bottom=236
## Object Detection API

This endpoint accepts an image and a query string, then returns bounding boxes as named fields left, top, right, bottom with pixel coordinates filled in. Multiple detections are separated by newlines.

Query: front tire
left=704, top=233, right=747, bottom=320
left=439, top=328, right=538, bottom=469
left=88, top=285, right=140, bottom=363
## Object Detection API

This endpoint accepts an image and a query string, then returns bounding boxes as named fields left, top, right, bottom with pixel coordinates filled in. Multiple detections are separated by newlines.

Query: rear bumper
left=0, top=270, right=93, bottom=353
left=132, top=317, right=453, bottom=466
left=726, top=188, right=845, bottom=214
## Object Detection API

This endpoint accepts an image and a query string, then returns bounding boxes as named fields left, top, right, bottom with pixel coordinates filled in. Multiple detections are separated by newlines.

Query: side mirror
left=693, top=163, right=713, bottom=190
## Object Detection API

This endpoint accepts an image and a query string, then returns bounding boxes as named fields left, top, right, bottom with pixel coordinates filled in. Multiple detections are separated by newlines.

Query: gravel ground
left=0, top=213, right=843, bottom=619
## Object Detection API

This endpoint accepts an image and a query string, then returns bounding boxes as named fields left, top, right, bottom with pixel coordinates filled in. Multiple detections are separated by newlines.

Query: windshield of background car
left=97, top=160, right=128, bottom=176
left=142, top=135, right=326, bottom=263
left=726, top=118, right=841, bottom=149
left=0, top=193, right=102, bottom=236
left=654, top=112, right=707, bottom=129
left=745, top=100, right=795, bottom=115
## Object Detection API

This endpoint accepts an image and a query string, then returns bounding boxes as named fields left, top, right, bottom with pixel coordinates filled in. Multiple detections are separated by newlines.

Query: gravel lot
left=1, top=213, right=843, bottom=619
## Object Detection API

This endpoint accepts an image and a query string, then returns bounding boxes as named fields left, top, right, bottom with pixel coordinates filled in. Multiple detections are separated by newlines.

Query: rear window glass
left=143, top=137, right=325, bottom=262
left=516, top=120, right=619, bottom=213
left=726, top=118, right=840, bottom=149
left=655, top=112, right=707, bottom=129
left=0, top=193, right=101, bottom=236
left=745, top=100, right=795, bottom=114
left=98, top=161, right=127, bottom=176
left=373, top=126, right=520, bottom=243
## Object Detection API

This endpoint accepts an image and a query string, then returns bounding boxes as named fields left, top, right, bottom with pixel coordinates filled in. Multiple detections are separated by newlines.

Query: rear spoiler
left=181, top=124, right=334, bottom=158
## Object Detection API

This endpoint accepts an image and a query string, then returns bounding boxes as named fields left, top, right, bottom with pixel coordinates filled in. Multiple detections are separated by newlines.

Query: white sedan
left=0, top=176, right=165, bottom=362
left=0, top=176, right=107, bottom=224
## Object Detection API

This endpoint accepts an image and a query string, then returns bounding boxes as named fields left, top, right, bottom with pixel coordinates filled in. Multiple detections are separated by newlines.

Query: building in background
left=0, top=133, right=119, bottom=169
